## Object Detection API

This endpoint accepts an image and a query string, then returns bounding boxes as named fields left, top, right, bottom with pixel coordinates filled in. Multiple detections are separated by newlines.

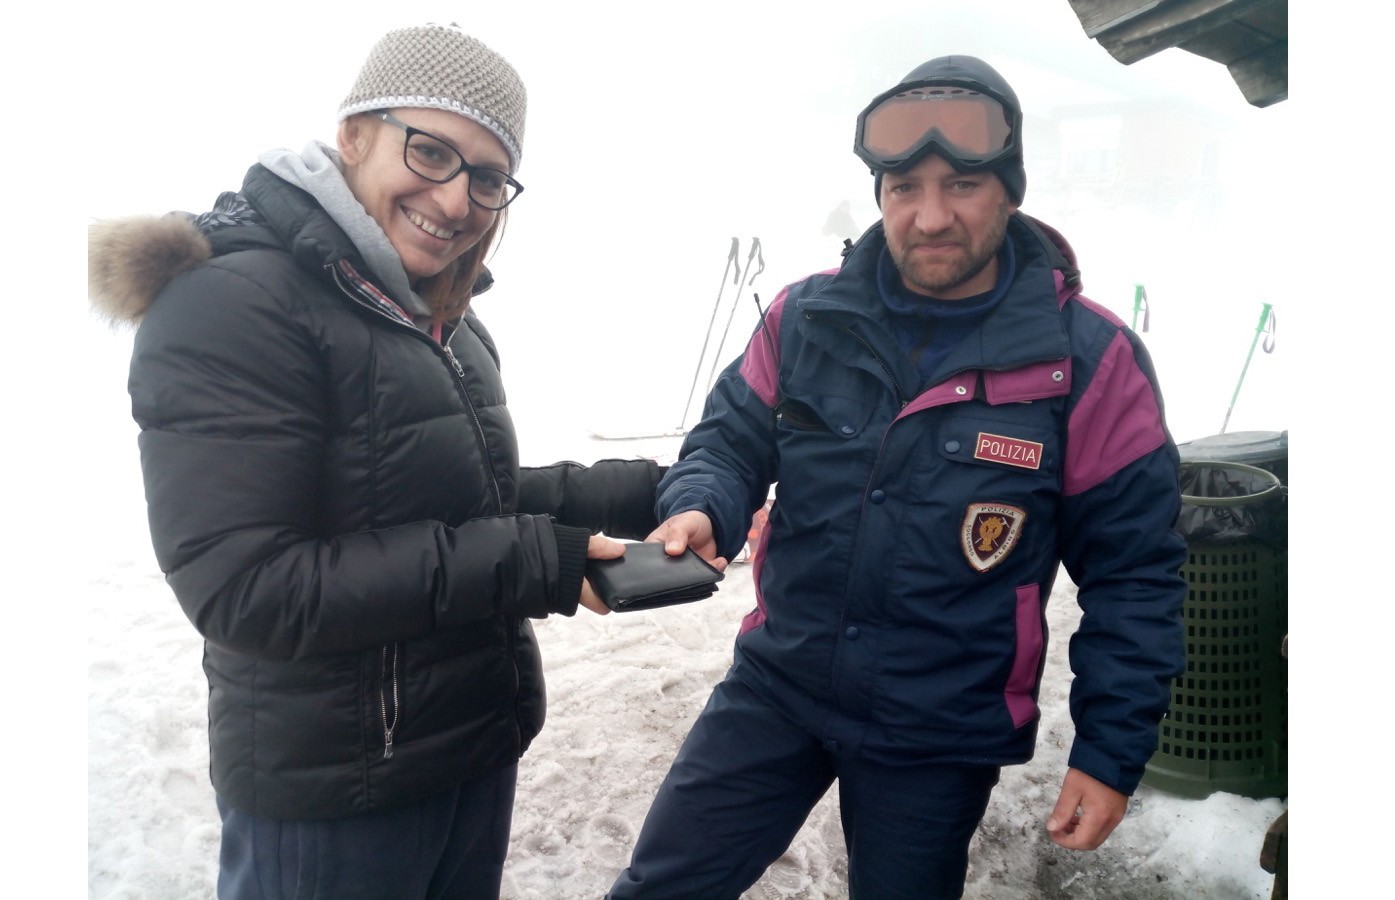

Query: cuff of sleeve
left=550, top=523, right=591, bottom=617
left=1067, top=738, right=1143, bottom=795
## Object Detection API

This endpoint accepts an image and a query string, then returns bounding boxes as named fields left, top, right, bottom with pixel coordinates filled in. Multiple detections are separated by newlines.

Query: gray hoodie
left=259, top=140, right=434, bottom=327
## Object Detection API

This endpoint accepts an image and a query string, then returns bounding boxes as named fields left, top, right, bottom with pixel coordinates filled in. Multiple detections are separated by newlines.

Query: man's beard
left=891, top=198, right=1013, bottom=298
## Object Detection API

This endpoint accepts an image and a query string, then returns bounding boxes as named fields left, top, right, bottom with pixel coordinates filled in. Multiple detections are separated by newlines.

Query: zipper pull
left=443, top=344, right=466, bottom=378
left=383, top=729, right=395, bottom=760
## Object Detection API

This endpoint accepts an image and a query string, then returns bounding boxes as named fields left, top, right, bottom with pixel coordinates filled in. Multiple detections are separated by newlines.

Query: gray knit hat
left=339, top=24, right=527, bottom=172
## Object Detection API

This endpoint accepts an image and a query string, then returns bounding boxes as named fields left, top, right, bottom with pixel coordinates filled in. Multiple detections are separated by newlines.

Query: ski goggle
left=854, top=79, right=1020, bottom=173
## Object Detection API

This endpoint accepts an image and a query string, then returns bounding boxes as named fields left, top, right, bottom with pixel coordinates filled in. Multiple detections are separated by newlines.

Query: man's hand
left=1045, top=768, right=1128, bottom=850
left=578, top=534, right=626, bottom=616
left=646, top=510, right=728, bottom=571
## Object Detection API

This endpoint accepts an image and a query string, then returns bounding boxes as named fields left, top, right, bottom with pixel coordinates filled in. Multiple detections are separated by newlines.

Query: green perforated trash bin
left=1178, top=430, right=1287, bottom=484
left=1141, top=459, right=1288, bottom=800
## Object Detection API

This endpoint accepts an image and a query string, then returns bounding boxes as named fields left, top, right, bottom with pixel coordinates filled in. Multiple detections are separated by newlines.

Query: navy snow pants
left=607, top=675, right=1000, bottom=900
left=216, top=763, right=517, bottom=900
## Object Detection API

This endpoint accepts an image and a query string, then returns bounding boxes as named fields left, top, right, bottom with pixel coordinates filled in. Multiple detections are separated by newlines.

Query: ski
left=585, top=428, right=688, bottom=441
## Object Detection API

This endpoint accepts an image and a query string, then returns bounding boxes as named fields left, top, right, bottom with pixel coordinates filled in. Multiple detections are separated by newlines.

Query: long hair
left=419, top=210, right=507, bottom=323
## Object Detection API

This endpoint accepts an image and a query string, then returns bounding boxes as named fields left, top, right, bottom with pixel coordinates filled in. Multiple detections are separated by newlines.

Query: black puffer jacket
left=88, top=164, right=662, bottom=820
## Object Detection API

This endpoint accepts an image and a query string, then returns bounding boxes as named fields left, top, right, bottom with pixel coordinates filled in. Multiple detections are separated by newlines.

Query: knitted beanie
left=339, top=24, right=527, bottom=173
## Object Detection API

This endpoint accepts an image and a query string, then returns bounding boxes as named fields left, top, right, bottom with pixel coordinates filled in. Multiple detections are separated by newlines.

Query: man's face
left=880, top=153, right=1018, bottom=299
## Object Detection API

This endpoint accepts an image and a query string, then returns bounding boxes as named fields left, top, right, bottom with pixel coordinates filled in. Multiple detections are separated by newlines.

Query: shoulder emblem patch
left=961, top=503, right=1027, bottom=573
left=974, top=432, right=1043, bottom=470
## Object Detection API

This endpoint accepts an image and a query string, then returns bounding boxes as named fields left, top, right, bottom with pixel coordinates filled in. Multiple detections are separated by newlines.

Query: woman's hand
left=578, top=534, right=626, bottom=615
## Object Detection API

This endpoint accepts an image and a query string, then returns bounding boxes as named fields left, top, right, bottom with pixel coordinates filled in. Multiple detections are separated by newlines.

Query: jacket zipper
left=440, top=342, right=504, bottom=513
left=328, top=264, right=521, bottom=761
left=380, top=642, right=400, bottom=759
left=813, top=315, right=910, bottom=407
left=328, top=264, right=505, bottom=516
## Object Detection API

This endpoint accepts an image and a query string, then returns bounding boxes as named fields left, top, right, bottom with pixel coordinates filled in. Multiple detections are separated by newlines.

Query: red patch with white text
left=961, top=503, right=1027, bottom=573
left=973, top=432, right=1043, bottom=470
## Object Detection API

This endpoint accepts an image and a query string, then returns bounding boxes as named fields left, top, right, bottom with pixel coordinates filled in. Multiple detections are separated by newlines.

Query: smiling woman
left=83, top=21, right=666, bottom=900
left=338, top=105, right=513, bottom=288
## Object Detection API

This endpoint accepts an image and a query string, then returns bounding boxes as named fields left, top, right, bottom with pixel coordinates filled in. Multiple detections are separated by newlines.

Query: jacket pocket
left=774, top=398, right=827, bottom=432
left=775, top=392, right=875, bottom=440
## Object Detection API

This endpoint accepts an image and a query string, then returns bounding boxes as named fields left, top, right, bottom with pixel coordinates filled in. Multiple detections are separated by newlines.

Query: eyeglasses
left=377, top=112, right=524, bottom=210
left=854, top=79, right=1019, bottom=173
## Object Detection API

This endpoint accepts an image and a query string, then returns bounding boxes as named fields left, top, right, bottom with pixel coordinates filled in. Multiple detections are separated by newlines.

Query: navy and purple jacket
left=658, top=214, right=1186, bottom=794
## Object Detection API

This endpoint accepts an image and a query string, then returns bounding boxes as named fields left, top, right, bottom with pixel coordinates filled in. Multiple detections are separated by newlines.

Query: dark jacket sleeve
left=131, top=263, right=575, bottom=662
left=1056, top=325, right=1187, bottom=795
left=515, top=459, right=665, bottom=541
left=657, top=345, right=781, bottom=561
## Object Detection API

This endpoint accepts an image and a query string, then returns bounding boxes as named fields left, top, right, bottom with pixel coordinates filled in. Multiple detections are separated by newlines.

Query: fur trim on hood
left=88, top=215, right=211, bottom=326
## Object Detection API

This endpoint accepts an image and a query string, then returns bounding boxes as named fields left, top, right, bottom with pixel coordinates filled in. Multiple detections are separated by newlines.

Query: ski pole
left=1132, top=284, right=1149, bottom=333
left=704, top=237, right=764, bottom=397
left=1220, top=302, right=1275, bottom=434
left=679, top=238, right=741, bottom=430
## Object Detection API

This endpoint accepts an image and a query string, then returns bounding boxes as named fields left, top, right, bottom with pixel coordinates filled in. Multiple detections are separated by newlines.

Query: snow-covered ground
left=85, top=494, right=1284, bottom=899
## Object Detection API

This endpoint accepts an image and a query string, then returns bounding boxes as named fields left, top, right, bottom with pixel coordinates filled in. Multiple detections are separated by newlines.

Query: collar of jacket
left=238, top=163, right=375, bottom=277
left=798, top=215, right=1074, bottom=379
left=234, top=164, right=496, bottom=301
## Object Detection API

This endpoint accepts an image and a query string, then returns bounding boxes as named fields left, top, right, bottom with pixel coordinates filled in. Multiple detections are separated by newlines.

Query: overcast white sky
left=5, top=1, right=1384, bottom=894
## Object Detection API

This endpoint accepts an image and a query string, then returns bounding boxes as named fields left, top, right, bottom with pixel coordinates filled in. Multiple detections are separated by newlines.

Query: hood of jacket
left=88, top=209, right=216, bottom=326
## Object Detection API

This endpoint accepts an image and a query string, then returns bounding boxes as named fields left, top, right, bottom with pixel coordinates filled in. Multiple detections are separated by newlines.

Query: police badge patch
left=961, top=503, right=1027, bottom=572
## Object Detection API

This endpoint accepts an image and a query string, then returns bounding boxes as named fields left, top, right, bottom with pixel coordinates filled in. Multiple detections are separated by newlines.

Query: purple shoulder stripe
left=1064, top=331, right=1167, bottom=496
left=738, top=285, right=790, bottom=409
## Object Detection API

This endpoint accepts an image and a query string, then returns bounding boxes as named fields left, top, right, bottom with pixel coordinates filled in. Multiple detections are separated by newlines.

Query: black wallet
left=586, top=543, right=724, bottom=612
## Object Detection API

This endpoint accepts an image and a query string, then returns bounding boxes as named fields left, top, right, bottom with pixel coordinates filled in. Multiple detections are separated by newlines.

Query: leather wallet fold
left=586, top=543, right=724, bottom=612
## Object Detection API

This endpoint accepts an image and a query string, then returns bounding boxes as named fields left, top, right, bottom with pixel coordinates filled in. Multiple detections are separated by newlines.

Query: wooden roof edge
left=1229, top=42, right=1288, bottom=107
left=1092, top=0, right=1276, bottom=65
left=1068, top=0, right=1288, bottom=108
